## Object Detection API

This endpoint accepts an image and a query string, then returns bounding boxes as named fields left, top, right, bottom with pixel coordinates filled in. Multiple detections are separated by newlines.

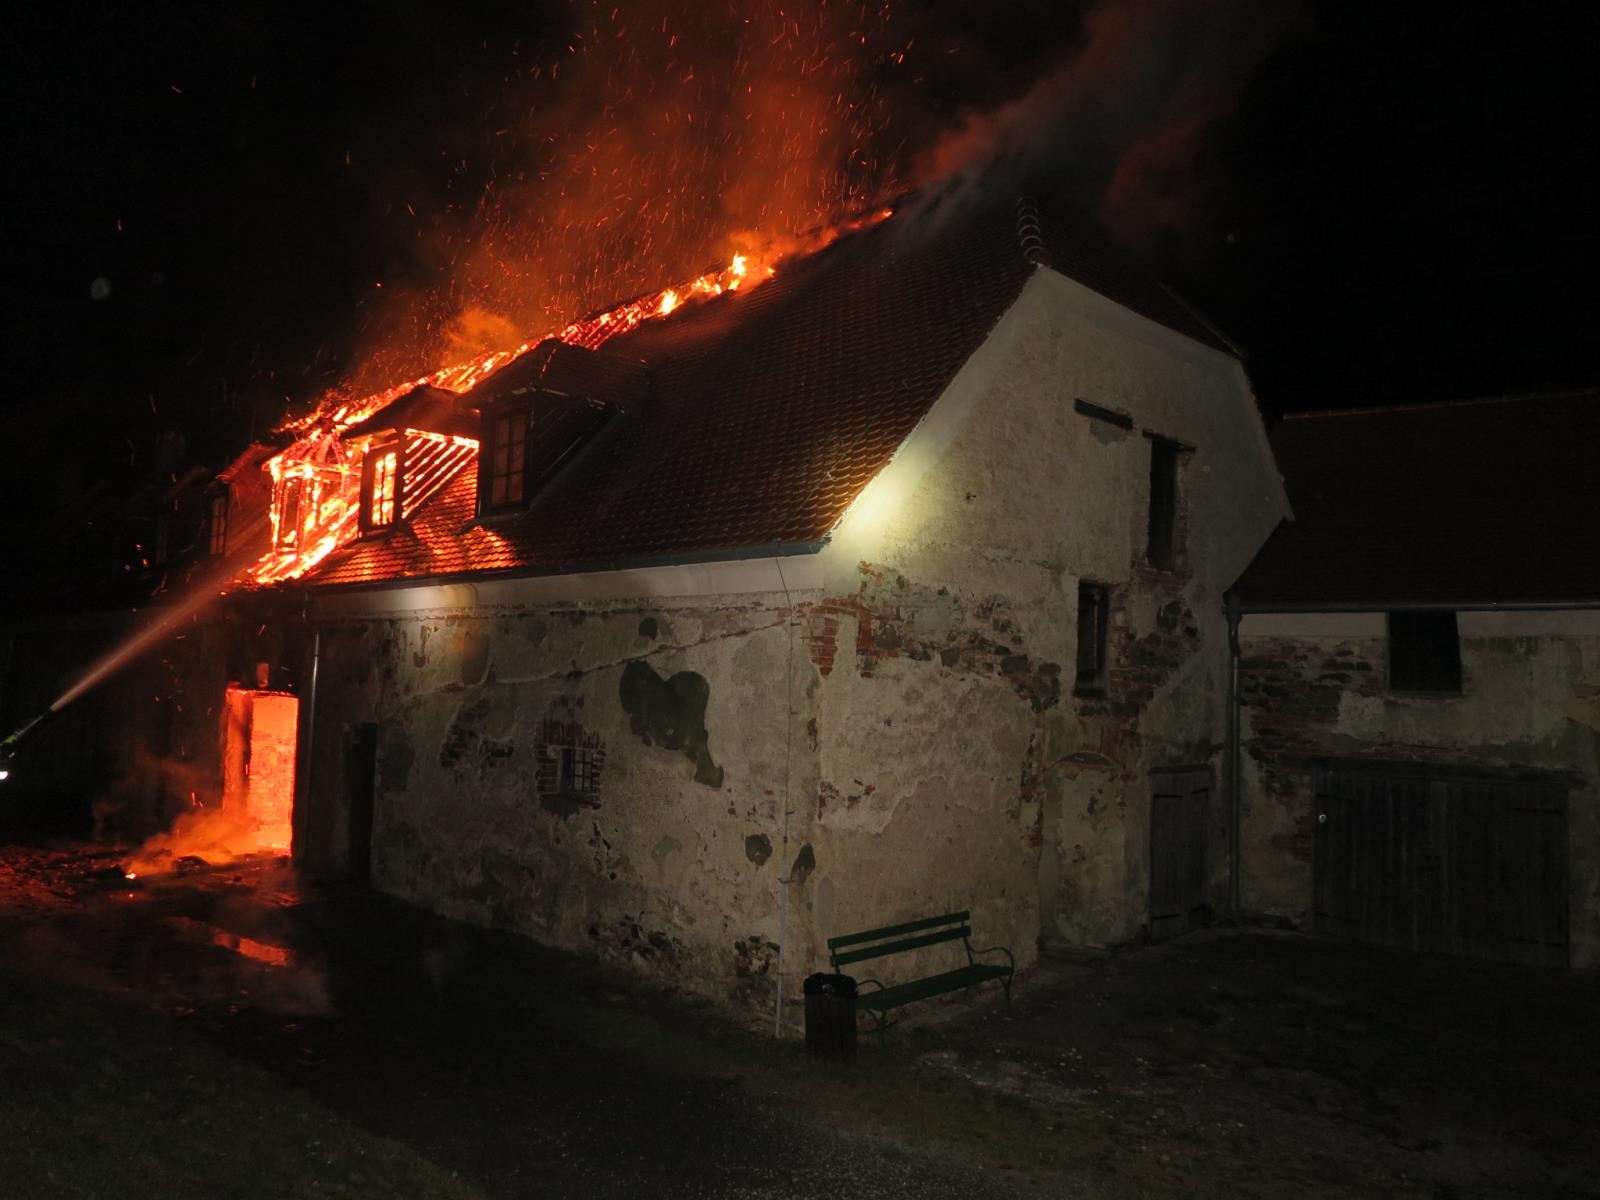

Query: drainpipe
left=296, top=591, right=322, bottom=864
left=773, top=558, right=798, bottom=1038
left=1225, top=592, right=1243, bottom=919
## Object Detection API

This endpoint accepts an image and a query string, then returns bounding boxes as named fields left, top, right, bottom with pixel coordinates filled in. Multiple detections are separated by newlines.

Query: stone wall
left=1238, top=611, right=1600, bottom=968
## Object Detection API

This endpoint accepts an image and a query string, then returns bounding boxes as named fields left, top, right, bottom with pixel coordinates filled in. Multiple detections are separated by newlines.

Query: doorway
left=221, top=685, right=298, bottom=854
left=1150, top=767, right=1211, bottom=939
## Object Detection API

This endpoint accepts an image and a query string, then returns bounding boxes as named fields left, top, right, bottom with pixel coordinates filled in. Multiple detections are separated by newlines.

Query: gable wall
left=805, top=268, right=1284, bottom=965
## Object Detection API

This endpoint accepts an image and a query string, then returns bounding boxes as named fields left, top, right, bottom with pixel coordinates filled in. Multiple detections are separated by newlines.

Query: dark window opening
left=1388, top=611, right=1462, bottom=693
left=361, top=441, right=401, bottom=532
left=1147, top=436, right=1181, bottom=570
left=555, top=745, right=599, bottom=795
left=1075, top=580, right=1111, bottom=695
left=208, top=490, right=229, bottom=556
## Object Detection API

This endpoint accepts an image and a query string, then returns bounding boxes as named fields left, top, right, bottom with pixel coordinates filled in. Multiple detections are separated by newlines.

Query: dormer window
left=361, top=441, right=402, bottom=533
left=476, top=393, right=614, bottom=518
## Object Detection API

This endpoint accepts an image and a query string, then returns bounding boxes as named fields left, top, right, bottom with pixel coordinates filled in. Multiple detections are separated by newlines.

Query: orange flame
left=250, top=208, right=891, bottom=586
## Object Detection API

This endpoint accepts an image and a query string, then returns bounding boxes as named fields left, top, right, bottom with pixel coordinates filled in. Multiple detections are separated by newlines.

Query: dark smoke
left=919, top=0, right=1307, bottom=246
left=301, top=0, right=1308, bottom=406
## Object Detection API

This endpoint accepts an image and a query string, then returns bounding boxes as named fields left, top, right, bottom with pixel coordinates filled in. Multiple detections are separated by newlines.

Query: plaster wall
left=298, top=265, right=1285, bottom=1018
left=302, top=592, right=816, bottom=1009
left=1237, top=611, right=1600, bottom=967
left=812, top=267, right=1285, bottom=956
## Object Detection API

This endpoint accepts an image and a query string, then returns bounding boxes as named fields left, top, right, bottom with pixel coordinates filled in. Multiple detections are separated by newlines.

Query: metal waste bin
left=803, top=972, right=857, bottom=1063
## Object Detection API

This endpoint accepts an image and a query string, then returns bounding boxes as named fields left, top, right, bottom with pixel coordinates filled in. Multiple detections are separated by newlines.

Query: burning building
left=165, top=185, right=1286, bottom=1011
left=12, top=182, right=1592, bottom=1015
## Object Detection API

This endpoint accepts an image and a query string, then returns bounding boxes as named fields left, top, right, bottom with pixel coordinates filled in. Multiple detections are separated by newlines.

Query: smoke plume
left=332, top=0, right=1304, bottom=403
left=921, top=0, right=1306, bottom=245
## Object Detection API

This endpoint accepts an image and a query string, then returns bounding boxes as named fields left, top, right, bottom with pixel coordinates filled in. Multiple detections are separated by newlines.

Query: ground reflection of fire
left=211, top=928, right=293, bottom=969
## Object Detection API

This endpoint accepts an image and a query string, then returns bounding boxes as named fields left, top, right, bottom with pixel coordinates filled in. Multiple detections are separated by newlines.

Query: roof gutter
left=305, top=539, right=828, bottom=598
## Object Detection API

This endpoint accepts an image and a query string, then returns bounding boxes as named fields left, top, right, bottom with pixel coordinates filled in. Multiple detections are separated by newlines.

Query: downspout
left=1225, top=592, right=1243, bottom=919
left=296, top=591, right=322, bottom=864
left=773, top=558, right=798, bottom=1038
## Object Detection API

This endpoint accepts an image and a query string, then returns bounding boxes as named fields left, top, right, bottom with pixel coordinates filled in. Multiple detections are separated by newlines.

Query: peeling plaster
left=618, top=659, right=724, bottom=787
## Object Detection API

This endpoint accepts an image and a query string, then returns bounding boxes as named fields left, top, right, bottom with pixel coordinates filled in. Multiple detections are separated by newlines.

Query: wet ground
left=1, top=845, right=1597, bottom=1198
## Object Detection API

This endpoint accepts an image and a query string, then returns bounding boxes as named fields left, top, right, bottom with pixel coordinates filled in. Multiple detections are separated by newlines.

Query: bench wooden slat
left=831, top=926, right=971, bottom=967
left=859, top=964, right=1011, bottom=1013
left=826, top=911, right=970, bottom=950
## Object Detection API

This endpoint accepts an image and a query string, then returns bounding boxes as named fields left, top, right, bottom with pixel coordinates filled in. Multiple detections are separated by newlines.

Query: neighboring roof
left=1231, top=390, right=1600, bottom=610
left=309, top=185, right=1238, bottom=588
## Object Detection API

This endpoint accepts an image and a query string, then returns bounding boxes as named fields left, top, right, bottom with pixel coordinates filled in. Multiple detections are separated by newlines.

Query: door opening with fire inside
left=222, top=685, right=298, bottom=856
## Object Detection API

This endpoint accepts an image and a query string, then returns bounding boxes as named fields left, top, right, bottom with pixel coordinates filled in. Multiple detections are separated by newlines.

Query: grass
left=0, top=969, right=487, bottom=1200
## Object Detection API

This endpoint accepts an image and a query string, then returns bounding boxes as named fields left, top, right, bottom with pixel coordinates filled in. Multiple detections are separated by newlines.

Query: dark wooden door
left=343, top=721, right=378, bottom=887
left=1150, top=768, right=1210, bottom=939
left=1313, top=766, right=1567, bottom=965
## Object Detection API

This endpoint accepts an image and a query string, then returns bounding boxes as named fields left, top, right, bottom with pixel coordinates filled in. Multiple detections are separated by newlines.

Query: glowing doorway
left=222, top=686, right=297, bottom=853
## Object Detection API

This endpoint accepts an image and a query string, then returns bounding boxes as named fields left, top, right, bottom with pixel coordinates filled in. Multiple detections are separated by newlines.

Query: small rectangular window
left=1388, top=611, right=1462, bottom=693
left=208, top=490, right=229, bottom=557
left=276, top=479, right=302, bottom=550
left=1147, top=436, right=1181, bottom=570
left=362, top=443, right=400, bottom=531
left=482, top=406, right=529, bottom=511
left=555, top=745, right=598, bottom=795
left=1075, top=580, right=1111, bottom=695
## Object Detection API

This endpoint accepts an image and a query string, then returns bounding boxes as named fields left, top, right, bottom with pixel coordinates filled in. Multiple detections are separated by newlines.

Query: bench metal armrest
left=969, top=945, right=1014, bottom=972
left=853, top=978, right=886, bottom=995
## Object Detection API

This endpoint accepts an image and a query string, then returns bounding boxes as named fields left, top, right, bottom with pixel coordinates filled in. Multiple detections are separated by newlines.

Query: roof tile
left=311, top=188, right=1234, bottom=588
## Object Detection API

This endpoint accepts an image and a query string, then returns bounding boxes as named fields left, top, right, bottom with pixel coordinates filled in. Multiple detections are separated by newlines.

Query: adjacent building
left=1229, top=392, right=1599, bottom=968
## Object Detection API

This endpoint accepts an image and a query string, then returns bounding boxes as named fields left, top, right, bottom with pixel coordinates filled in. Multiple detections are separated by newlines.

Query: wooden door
left=1150, top=768, right=1211, bottom=939
left=1313, top=765, right=1567, bottom=965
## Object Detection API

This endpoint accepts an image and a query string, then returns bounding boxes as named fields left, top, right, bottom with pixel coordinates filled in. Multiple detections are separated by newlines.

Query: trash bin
left=803, top=972, right=857, bottom=1063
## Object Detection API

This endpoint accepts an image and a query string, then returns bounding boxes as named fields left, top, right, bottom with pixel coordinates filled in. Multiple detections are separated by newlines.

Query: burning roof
left=286, top=187, right=1235, bottom=590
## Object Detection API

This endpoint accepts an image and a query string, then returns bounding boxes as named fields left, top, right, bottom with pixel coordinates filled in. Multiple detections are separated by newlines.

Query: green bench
left=827, top=910, right=1014, bottom=1035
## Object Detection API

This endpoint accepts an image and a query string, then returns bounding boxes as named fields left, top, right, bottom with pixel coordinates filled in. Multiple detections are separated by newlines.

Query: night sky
left=4, top=1, right=1595, bottom=523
